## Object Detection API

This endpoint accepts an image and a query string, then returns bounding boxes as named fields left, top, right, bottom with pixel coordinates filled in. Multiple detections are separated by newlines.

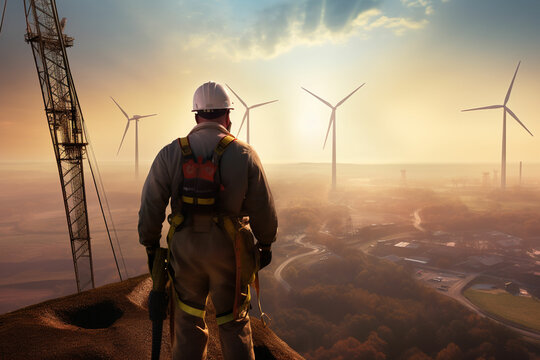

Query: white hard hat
left=192, top=81, right=234, bottom=112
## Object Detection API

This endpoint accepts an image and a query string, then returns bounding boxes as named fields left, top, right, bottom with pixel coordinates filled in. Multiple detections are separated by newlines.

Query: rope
left=83, top=121, right=129, bottom=281
left=0, top=0, right=7, bottom=35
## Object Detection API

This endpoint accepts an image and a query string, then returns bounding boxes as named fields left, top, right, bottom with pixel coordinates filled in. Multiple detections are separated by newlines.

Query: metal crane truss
left=24, top=0, right=94, bottom=292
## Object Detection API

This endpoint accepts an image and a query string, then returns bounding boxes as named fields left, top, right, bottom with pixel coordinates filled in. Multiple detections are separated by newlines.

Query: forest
left=260, top=243, right=535, bottom=359
left=420, top=195, right=540, bottom=240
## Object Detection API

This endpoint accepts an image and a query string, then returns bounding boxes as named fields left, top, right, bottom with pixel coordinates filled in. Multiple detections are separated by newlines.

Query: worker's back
left=139, top=121, right=276, bottom=247
left=139, top=81, right=277, bottom=360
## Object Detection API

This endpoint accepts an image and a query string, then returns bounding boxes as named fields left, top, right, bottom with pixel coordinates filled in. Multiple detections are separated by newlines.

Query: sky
left=1, top=0, right=540, bottom=167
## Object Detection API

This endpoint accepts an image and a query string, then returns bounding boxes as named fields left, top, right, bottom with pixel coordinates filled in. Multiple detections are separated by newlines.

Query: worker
left=138, top=81, right=278, bottom=360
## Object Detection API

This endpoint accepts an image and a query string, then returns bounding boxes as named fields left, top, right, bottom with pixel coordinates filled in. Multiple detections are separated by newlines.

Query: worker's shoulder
left=227, top=137, right=257, bottom=158
left=153, top=139, right=181, bottom=160
left=230, top=137, right=250, bottom=151
left=225, top=138, right=267, bottom=169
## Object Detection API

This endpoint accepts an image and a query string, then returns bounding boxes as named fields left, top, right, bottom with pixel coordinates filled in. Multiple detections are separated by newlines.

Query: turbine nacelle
left=462, top=61, right=532, bottom=189
left=131, top=114, right=157, bottom=121
left=461, top=61, right=533, bottom=137
left=225, top=84, right=278, bottom=144
left=301, top=84, right=365, bottom=149
left=302, top=83, right=365, bottom=190
left=111, top=96, right=157, bottom=176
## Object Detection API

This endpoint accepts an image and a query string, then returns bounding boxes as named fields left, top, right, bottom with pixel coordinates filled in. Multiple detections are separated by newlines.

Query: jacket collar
left=189, top=121, right=231, bottom=135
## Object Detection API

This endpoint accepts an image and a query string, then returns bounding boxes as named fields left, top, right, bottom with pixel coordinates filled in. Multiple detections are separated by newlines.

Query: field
left=464, top=288, right=540, bottom=332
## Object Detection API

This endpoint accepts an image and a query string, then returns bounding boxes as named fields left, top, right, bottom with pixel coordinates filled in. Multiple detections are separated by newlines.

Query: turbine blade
left=0, top=0, right=7, bottom=35
left=301, top=87, right=333, bottom=108
left=323, top=111, right=335, bottom=149
left=117, top=121, right=131, bottom=155
left=237, top=111, right=248, bottom=136
left=226, top=84, right=248, bottom=108
left=111, top=97, right=130, bottom=119
left=506, top=107, right=533, bottom=136
left=504, top=61, right=521, bottom=106
left=336, top=83, right=365, bottom=108
left=137, top=114, right=158, bottom=119
left=250, top=100, right=278, bottom=109
left=462, top=105, right=503, bottom=112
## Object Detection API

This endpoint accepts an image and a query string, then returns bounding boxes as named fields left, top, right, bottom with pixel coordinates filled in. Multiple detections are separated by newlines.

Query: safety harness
left=178, top=135, right=235, bottom=212
left=165, top=134, right=268, bottom=328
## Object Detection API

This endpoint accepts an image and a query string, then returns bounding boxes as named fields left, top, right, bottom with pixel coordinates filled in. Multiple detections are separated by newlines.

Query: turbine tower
left=302, top=84, right=365, bottom=190
left=519, top=160, right=523, bottom=186
left=462, top=61, right=533, bottom=189
left=112, top=97, right=157, bottom=177
left=226, top=85, right=278, bottom=144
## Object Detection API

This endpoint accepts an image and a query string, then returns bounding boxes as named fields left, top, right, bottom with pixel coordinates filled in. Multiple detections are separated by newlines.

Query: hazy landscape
left=1, top=161, right=539, bottom=359
left=2, top=0, right=540, bottom=358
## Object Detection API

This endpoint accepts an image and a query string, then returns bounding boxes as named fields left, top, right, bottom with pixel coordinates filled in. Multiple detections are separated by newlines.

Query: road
left=441, top=273, right=540, bottom=343
left=273, top=234, right=326, bottom=292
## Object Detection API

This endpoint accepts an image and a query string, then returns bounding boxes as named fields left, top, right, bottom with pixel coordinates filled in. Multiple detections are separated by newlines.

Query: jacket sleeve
left=138, top=146, right=172, bottom=248
left=243, top=148, right=278, bottom=246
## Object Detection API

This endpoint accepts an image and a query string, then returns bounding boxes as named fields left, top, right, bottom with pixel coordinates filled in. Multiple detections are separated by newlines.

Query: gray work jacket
left=138, top=121, right=277, bottom=248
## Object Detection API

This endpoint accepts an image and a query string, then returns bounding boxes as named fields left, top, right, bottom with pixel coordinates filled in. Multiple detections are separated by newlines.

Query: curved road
left=444, top=274, right=540, bottom=342
left=274, top=234, right=326, bottom=292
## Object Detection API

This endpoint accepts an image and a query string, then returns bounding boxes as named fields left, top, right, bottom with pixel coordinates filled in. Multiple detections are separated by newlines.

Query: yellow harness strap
left=166, top=213, right=209, bottom=323
left=178, top=137, right=192, bottom=157
left=215, top=135, right=236, bottom=156
left=181, top=195, right=215, bottom=205
left=216, top=287, right=251, bottom=325
left=167, top=213, right=185, bottom=245
left=178, top=134, right=235, bottom=159
left=174, top=292, right=207, bottom=319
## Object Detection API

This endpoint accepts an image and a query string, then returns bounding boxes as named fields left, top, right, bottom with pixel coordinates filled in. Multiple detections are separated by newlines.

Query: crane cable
left=83, top=120, right=129, bottom=281
left=0, top=0, right=7, bottom=35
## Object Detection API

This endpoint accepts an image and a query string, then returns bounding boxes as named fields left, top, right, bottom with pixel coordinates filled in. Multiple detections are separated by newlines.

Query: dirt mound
left=0, top=275, right=303, bottom=360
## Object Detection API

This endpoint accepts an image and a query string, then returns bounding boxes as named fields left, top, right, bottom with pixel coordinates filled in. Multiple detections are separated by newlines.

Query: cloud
left=401, top=0, right=449, bottom=16
left=364, top=14, right=428, bottom=35
left=163, top=0, right=444, bottom=59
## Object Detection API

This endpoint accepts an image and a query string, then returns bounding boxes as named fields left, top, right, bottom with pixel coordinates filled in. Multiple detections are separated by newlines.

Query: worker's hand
left=258, top=244, right=272, bottom=270
left=146, top=247, right=157, bottom=274
left=148, top=290, right=168, bottom=321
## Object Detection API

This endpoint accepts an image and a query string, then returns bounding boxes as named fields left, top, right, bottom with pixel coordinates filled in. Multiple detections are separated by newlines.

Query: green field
left=464, top=288, right=540, bottom=332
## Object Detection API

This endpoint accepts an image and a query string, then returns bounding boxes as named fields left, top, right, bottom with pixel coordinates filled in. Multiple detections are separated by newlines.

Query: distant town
left=350, top=215, right=539, bottom=339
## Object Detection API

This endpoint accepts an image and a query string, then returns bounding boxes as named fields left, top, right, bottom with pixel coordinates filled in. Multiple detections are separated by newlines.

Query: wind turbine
left=302, top=84, right=365, bottom=190
left=111, top=97, right=157, bottom=177
left=226, top=85, right=278, bottom=144
left=462, top=61, right=533, bottom=189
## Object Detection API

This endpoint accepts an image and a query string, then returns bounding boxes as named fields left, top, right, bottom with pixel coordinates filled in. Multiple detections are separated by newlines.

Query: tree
left=435, top=343, right=463, bottom=360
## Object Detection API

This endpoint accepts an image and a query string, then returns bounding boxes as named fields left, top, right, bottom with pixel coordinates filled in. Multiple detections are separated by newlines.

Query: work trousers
left=169, top=221, right=255, bottom=360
